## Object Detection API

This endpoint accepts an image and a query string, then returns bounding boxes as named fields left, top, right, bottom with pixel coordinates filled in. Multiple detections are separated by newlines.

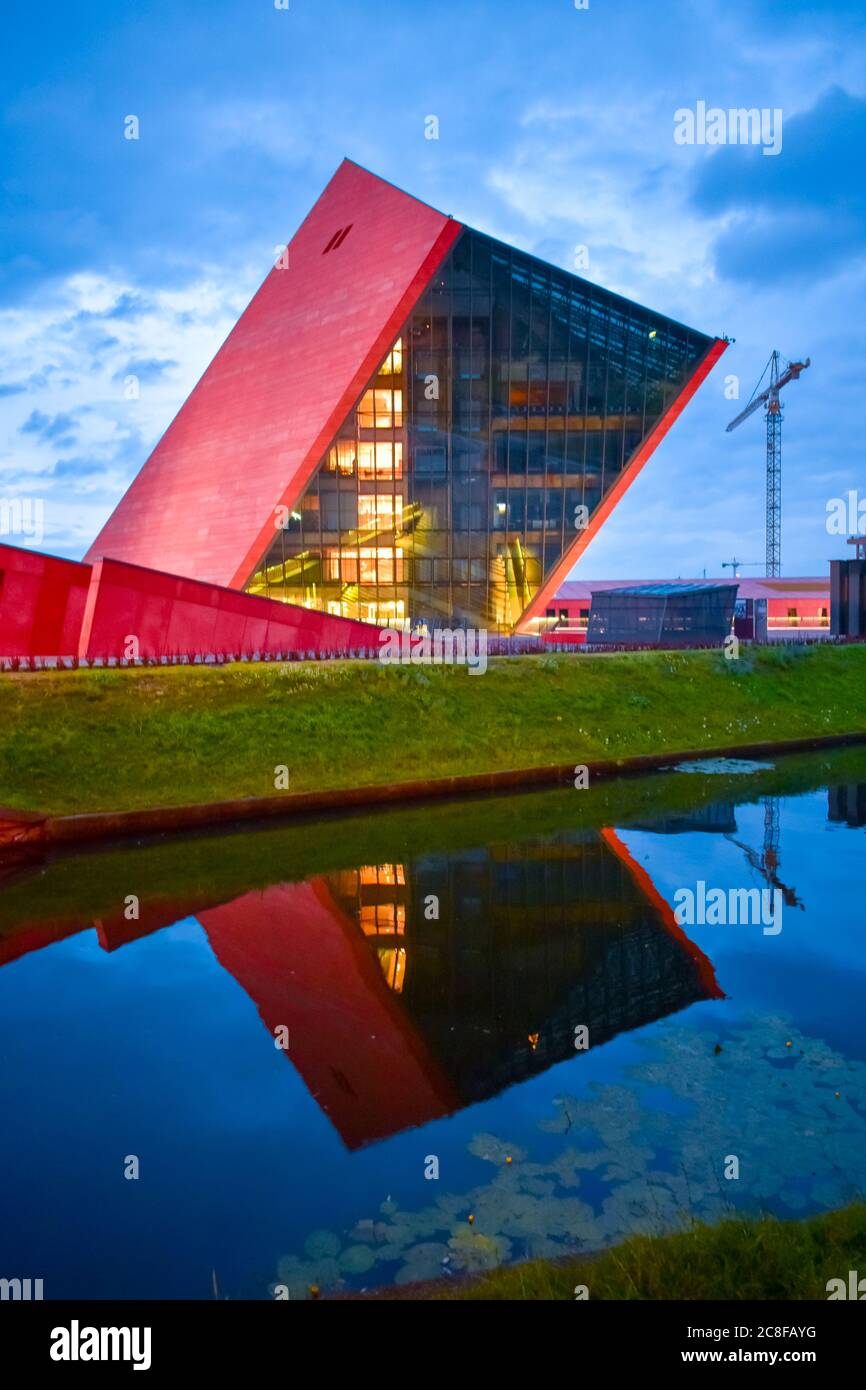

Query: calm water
left=2, top=747, right=866, bottom=1299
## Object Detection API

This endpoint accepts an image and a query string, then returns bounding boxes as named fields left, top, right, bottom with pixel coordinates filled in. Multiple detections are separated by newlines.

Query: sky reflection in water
left=1, top=750, right=864, bottom=1297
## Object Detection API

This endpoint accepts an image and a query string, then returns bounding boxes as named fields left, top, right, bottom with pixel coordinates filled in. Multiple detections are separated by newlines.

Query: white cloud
left=0, top=267, right=257, bottom=555
left=485, top=93, right=723, bottom=303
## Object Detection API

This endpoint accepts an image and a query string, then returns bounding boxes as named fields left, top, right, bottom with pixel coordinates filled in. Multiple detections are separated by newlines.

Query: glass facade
left=246, top=229, right=713, bottom=632
left=586, top=583, right=738, bottom=648
left=322, top=833, right=712, bottom=1103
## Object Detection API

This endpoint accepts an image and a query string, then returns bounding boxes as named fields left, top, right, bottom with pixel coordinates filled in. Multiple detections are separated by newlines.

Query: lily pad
left=303, top=1229, right=341, bottom=1260
left=339, top=1245, right=377, bottom=1276
left=447, top=1230, right=512, bottom=1273
left=394, top=1242, right=450, bottom=1284
left=279, top=1013, right=866, bottom=1297
left=468, top=1133, right=527, bottom=1165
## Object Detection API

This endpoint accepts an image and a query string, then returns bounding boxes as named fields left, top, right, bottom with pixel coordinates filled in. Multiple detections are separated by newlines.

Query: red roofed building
left=544, top=576, right=831, bottom=642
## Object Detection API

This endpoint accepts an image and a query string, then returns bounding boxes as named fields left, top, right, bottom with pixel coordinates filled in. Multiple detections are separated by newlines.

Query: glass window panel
left=509, top=435, right=527, bottom=473
left=326, top=441, right=356, bottom=475
left=545, top=491, right=563, bottom=529
left=358, top=494, right=402, bottom=529
left=379, top=339, right=403, bottom=375
left=358, top=442, right=402, bottom=479
left=359, top=388, right=403, bottom=429
left=244, top=229, right=712, bottom=633
left=526, top=491, right=545, bottom=529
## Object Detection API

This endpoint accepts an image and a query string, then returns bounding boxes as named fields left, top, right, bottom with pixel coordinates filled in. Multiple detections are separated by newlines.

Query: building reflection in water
left=1, top=824, right=723, bottom=1150
left=828, top=783, right=866, bottom=828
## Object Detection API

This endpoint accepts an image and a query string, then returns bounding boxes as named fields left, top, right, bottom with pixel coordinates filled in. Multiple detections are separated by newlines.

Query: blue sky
left=2, top=0, right=864, bottom=578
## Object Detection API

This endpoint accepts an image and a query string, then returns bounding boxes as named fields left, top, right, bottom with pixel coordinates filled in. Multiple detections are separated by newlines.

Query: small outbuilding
left=830, top=540, right=866, bottom=638
left=586, top=582, right=737, bottom=649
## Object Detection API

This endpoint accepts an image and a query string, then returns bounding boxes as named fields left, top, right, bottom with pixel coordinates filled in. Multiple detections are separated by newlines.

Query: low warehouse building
left=543, top=577, right=830, bottom=642
left=586, top=582, right=738, bottom=648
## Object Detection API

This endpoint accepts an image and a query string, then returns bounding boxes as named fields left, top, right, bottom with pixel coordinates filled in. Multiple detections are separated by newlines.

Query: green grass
left=432, top=1204, right=866, bottom=1300
left=1, top=644, right=865, bottom=815
left=4, top=741, right=864, bottom=944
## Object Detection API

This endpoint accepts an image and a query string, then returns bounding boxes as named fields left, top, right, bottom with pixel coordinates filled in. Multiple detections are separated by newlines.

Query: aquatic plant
left=273, top=1013, right=866, bottom=1297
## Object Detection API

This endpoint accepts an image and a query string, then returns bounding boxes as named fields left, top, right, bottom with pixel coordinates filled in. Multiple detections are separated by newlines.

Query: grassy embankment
left=3, top=740, right=866, bottom=943
left=0, top=643, right=864, bottom=816
left=430, top=1204, right=866, bottom=1300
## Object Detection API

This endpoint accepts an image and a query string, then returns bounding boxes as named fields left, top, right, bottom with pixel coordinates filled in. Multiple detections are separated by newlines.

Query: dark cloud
left=67, top=293, right=151, bottom=327
left=52, top=456, right=105, bottom=479
left=19, top=408, right=78, bottom=449
left=104, top=291, right=151, bottom=320
left=692, top=87, right=866, bottom=285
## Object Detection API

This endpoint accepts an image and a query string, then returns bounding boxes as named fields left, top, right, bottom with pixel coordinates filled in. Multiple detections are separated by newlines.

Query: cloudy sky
left=2, top=0, right=864, bottom=578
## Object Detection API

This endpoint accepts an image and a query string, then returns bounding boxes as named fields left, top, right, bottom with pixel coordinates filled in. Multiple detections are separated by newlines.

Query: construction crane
left=721, top=558, right=762, bottom=579
left=726, top=796, right=804, bottom=912
left=725, top=352, right=811, bottom=578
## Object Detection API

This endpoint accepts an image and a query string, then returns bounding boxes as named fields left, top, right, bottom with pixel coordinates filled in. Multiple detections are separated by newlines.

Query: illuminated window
left=359, top=865, right=406, bottom=886
left=327, top=548, right=369, bottom=583
left=358, top=442, right=403, bottom=479
left=359, top=389, right=403, bottom=429
left=325, top=442, right=357, bottom=475
left=362, top=598, right=406, bottom=628
left=359, top=904, right=406, bottom=935
left=377, top=946, right=407, bottom=993
left=326, top=440, right=404, bottom=478
left=358, top=547, right=404, bottom=584
left=358, top=494, right=403, bottom=530
left=379, top=339, right=403, bottom=376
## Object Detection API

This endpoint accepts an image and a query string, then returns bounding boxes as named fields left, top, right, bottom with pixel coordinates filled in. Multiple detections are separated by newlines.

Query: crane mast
left=766, top=353, right=782, bottom=577
left=726, top=352, right=810, bottom=579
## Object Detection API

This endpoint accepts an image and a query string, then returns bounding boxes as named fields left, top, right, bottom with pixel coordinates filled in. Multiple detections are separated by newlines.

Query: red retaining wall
left=77, top=557, right=381, bottom=661
left=0, top=543, right=92, bottom=658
